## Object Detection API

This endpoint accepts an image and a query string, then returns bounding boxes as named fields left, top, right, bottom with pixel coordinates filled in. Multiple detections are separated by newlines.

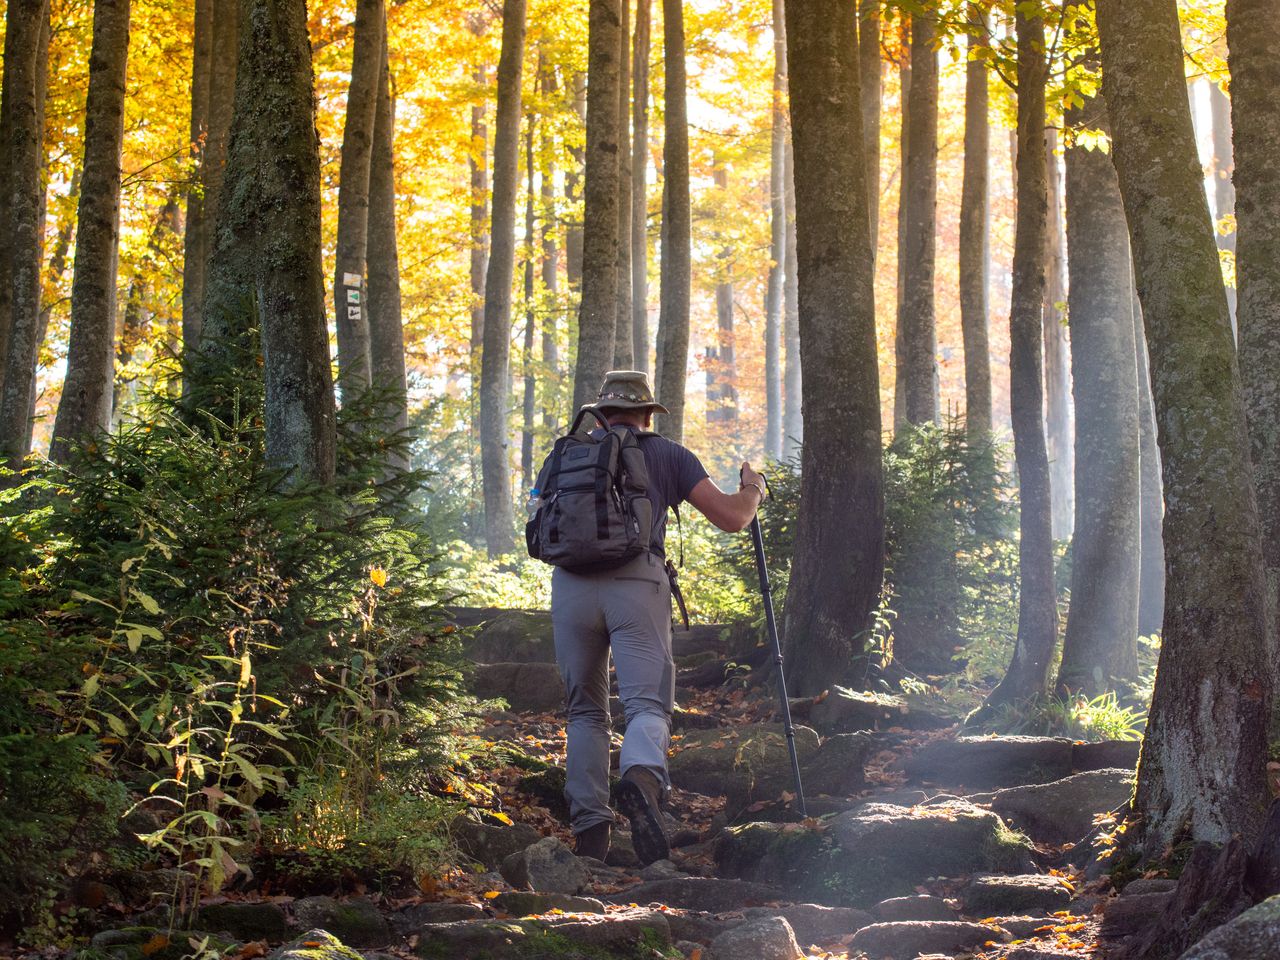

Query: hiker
left=536, top=370, right=767, bottom=866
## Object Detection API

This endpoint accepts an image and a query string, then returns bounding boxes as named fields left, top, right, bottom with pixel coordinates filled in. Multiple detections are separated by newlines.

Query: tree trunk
left=1057, top=97, right=1141, bottom=696
left=367, top=25, right=409, bottom=450
left=1227, top=0, right=1280, bottom=670
left=180, top=0, right=213, bottom=370
left=764, top=0, right=786, bottom=460
left=468, top=51, right=489, bottom=458
left=859, top=0, right=880, bottom=253
left=892, top=29, right=910, bottom=432
left=1043, top=129, right=1074, bottom=539
left=782, top=134, right=801, bottom=459
left=897, top=10, right=939, bottom=426
left=1208, top=80, right=1236, bottom=330
left=782, top=0, right=883, bottom=697
left=521, top=119, right=537, bottom=492
left=480, top=0, right=526, bottom=556
left=49, top=0, right=132, bottom=463
left=708, top=163, right=737, bottom=425
left=115, top=195, right=180, bottom=419
left=1135, top=287, right=1165, bottom=637
left=613, top=0, right=633, bottom=370
left=199, top=0, right=336, bottom=484
left=959, top=2, right=991, bottom=439
left=0, top=0, right=51, bottom=465
left=1099, top=0, right=1271, bottom=852
left=654, top=0, right=689, bottom=440
left=541, top=66, right=560, bottom=430
left=980, top=11, right=1057, bottom=714
left=631, top=0, right=650, bottom=376
left=565, top=72, right=587, bottom=289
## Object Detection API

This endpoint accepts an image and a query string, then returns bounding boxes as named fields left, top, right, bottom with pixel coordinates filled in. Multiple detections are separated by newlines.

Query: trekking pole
left=746, top=474, right=808, bottom=818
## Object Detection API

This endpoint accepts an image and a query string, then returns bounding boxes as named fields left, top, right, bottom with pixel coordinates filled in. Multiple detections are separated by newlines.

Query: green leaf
left=106, top=713, right=130, bottom=738
left=132, top=589, right=162, bottom=615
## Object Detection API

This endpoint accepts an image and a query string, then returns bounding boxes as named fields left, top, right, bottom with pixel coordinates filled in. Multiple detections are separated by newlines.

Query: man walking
left=551, top=370, right=767, bottom=865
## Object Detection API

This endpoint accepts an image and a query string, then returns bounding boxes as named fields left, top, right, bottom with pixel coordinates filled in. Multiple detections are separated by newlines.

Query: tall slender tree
left=654, top=0, right=690, bottom=440
left=1134, top=290, right=1165, bottom=639
left=782, top=0, right=883, bottom=696
left=1099, top=0, right=1271, bottom=851
left=707, top=163, right=737, bottom=424
left=1207, top=81, right=1236, bottom=329
left=959, top=2, right=991, bottom=438
left=540, top=66, right=560, bottom=429
left=980, top=10, right=1057, bottom=714
left=859, top=0, right=880, bottom=252
left=631, top=0, right=651, bottom=375
left=479, top=0, right=527, bottom=555
left=892, top=26, right=910, bottom=431
left=613, top=0, right=633, bottom=369
left=781, top=135, right=801, bottom=459
left=50, top=0, right=133, bottom=463
left=179, top=0, right=213, bottom=371
left=1227, top=0, right=1280, bottom=665
left=764, top=0, right=786, bottom=459
left=1043, top=129, right=1074, bottom=538
left=521, top=120, right=537, bottom=492
left=565, top=72, right=587, bottom=289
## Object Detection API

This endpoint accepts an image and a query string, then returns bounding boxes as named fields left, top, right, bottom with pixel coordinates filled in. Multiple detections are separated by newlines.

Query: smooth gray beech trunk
left=980, top=12, right=1057, bottom=715
left=782, top=0, right=883, bottom=697
left=479, top=0, right=526, bottom=556
left=1134, top=287, right=1165, bottom=637
left=565, top=73, right=586, bottom=289
left=654, top=0, right=690, bottom=440
left=1208, top=81, right=1236, bottom=329
left=859, top=0, right=880, bottom=252
left=631, top=0, right=650, bottom=376
left=469, top=64, right=489, bottom=368
left=332, top=0, right=386, bottom=394
left=782, top=134, right=801, bottom=459
left=1043, top=129, right=1074, bottom=539
left=1057, top=98, right=1140, bottom=696
left=0, top=0, right=51, bottom=466
left=897, top=11, right=939, bottom=426
left=613, top=0, right=633, bottom=370
left=707, top=163, right=737, bottom=425
left=521, top=122, right=537, bottom=492
left=764, top=0, right=786, bottom=460
left=1099, top=0, right=1271, bottom=852
left=199, top=0, right=336, bottom=484
left=1227, top=0, right=1280, bottom=671
left=367, top=28, right=409, bottom=452
left=179, top=0, right=213, bottom=377
left=50, top=0, right=133, bottom=463
left=892, top=31, right=910, bottom=432
left=959, top=3, right=991, bottom=438
left=540, top=66, right=560, bottom=430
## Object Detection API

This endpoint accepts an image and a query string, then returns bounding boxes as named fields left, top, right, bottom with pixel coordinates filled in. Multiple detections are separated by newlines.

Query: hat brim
left=591, top=398, right=671, bottom=415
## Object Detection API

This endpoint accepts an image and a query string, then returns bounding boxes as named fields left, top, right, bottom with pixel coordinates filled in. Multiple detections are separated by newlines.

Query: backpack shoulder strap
left=569, top=406, right=611, bottom=436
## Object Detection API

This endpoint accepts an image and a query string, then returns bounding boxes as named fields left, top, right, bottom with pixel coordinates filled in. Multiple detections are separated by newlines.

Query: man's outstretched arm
left=686, top=462, right=766, bottom=533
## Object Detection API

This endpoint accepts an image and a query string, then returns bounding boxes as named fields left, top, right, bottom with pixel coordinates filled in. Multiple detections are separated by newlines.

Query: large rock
left=413, top=909, right=671, bottom=960
left=465, top=610, right=556, bottom=663
left=195, top=902, right=291, bottom=942
left=667, top=724, right=820, bottom=812
left=490, top=892, right=605, bottom=916
left=609, top=877, right=786, bottom=913
left=454, top=818, right=544, bottom=870
left=1100, top=892, right=1175, bottom=939
left=850, top=920, right=1009, bottom=958
left=809, top=688, right=956, bottom=734
left=501, top=837, right=591, bottom=894
left=743, top=904, right=874, bottom=945
left=1072, top=739, right=1141, bottom=772
left=291, top=897, right=390, bottom=947
left=707, top=917, right=803, bottom=960
left=873, top=895, right=955, bottom=922
left=802, top=733, right=872, bottom=798
left=270, top=931, right=364, bottom=960
left=962, top=875, right=1073, bottom=916
left=905, top=736, right=1074, bottom=789
left=392, top=901, right=485, bottom=933
left=471, top=662, right=565, bottom=712
left=988, top=768, right=1135, bottom=844
left=1179, top=894, right=1280, bottom=959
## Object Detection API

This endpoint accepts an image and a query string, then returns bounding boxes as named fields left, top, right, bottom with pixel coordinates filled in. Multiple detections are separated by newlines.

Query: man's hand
left=688, top=464, right=768, bottom=533
left=739, top=462, right=766, bottom=505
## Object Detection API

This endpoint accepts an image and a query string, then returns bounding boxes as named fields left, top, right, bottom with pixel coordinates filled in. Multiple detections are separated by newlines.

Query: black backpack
left=525, top=407, right=656, bottom=573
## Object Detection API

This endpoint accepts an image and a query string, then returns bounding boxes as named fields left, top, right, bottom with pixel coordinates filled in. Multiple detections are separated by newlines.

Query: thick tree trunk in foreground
left=50, top=0, right=132, bottom=463
left=1043, top=129, right=1074, bottom=539
left=981, top=11, right=1057, bottom=714
left=480, top=0, right=526, bottom=555
left=631, top=0, right=650, bottom=376
left=1057, top=98, right=1140, bottom=696
left=858, top=0, right=880, bottom=253
left=1134, top=288, right=1165, bottom=637
left=782, top=0, right=883, bottom=697
left=1208, top=81, right=1236, bottom=330
left=764, top=0, right=786, bottom=460
left=898, top=11, right=939, bottom=426
left=782, top=137, right=801, bottom=459
left=332, top=0, right=386, bottom=394
left=959, top=2, right=991, bottom=438
left=613, top=0, right=633, bottom=370
left=654, top=0, right=690, bottom=440
left=199, top=0, right=336, bottom=484
left=1099, top=0, right=1271, bottom=852
left=1228, top=0, right=1280, bottom=666
left=180, top=0, right=213, bottom=370
left=572, top=0, right=622, bottom=413
left=367, top=29, right=409, bottom=449
left=0, top=0, right=51, bottom=465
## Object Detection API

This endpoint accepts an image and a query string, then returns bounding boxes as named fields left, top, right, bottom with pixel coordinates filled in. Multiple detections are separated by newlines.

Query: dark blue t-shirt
left=593, top=426, right=709, bottom=556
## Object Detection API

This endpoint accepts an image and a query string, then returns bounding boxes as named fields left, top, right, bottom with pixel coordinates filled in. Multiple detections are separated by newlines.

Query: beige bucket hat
left=591, top=369, right=670, bottom=415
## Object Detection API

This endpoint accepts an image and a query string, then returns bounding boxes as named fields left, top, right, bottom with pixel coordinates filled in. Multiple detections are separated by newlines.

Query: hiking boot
left=615, top=767, right=669, bottom=866
left=573, top=821, right=611, bottom=861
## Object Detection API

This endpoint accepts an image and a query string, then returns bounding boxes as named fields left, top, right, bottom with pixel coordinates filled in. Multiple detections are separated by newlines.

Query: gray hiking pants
left=551, top=551, right=675, bottom=835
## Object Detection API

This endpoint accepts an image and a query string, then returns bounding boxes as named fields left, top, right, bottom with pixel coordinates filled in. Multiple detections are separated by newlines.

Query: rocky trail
left=80, top=610, right=1238, bottom=960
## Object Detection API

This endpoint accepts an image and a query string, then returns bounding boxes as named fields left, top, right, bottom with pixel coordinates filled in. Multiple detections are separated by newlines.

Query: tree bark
left=764, top=0, right=786, bottom=460
left=50, top=0, right=132, bottom=463
left=1043, top=129, right=1074, bottom=539
left=1134, top=287, right=1165, bottom=638
left=367, top=26, right=409, bottom=450
left=613, top=0, right=633, bottom=370
left=782, top=0, right=883, bottom=697
left=1057, top=97, right=1140, bottom=696
left=198, top=0, right=336, bottom=484
left=980, top=11, right=1057, bottom=714
left=782, top=134, right=801, bottom=459
left=959, top=2, right=991, bottom=439
left=180, top=0, right=213, bottom=371
left=468, top=47, right=489, bottom=457
left=565, top=72, right=587, bottom=289
left=480, top=0, right=526, bottom=555
left=631, top=0, right=650, bottom=377
left=707, top=163, right=737, bottom=425
left=540, top=66, right=560, bottom=430
left=859, top=0, right=880, bottom=253
left=654, top=0, right=689, bottom=440
left=1099, top=0, right=1271, bottom=852
left=521, top=119, right=537, bottom=492
left=1207, top=80, right=1236, bottom=329
left=0, top=0, right=51, bottom=465
left=1227, top=0, right=1280, bottom=670
left=892, top=28, right=910, bottom=431
left=897, top=10, right=939, bottom=426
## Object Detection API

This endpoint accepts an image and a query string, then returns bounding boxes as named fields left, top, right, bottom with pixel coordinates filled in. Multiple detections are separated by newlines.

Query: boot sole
left=616, top=780, right=670, bottom=866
